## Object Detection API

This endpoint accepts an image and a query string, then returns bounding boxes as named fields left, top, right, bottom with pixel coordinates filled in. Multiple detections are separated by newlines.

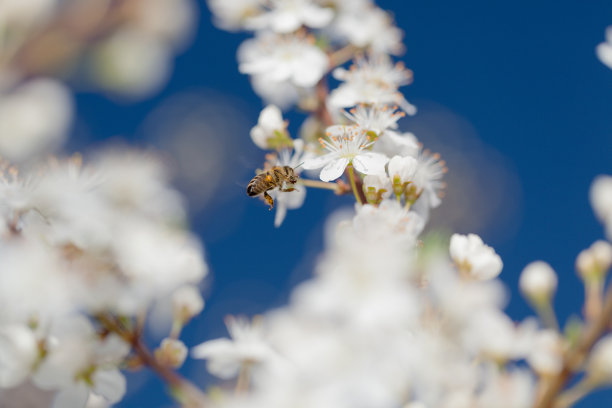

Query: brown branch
left=8, top=0, right=141, bottom=78
left=535, top=286, right=612, bottom=408
left=97, top=314, right=208, bottom=408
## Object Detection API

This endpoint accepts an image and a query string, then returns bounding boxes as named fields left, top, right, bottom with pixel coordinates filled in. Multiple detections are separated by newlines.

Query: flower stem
left=535, top=284, right=612, bottom=408
left=299, top=178, right=340, bottom=192
left=347, top=163, right=363, bottom=205
left=555, top=376, right=597, bottom=408
left=97, top=314, right=208, bottom=408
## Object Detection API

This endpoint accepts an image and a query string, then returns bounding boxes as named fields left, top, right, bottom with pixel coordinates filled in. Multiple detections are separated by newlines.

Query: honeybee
left=247, top=165, right=299, bottom=210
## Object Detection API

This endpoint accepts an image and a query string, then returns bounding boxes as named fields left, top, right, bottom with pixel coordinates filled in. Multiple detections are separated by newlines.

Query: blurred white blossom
left=449, top=233, right=503, bottom=281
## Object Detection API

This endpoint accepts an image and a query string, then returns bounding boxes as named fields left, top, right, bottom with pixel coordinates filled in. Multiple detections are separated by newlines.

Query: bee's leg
left=280, top=187, right=296, bottom=192
left=263, top=191, right=274, bottom=210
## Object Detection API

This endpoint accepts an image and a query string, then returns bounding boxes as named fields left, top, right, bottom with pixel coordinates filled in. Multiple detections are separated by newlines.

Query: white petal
left=353, top=152, right=388, bottom=175
left=271, top=12, right=301, bottom=33
left=597, top=43, right=612, bottom=69
left=92, top=370, right=126, bottom=404
left=320, top=158, right=349, bottom=182
left=259, top=105, right=283, bottom=130
left=301, top=154, right=334, bottom=170
left=274, top=202, right=288, bottom=228
left=302, top=7, right=334, bottom=28
left=52, top=384, right=89, bottom=408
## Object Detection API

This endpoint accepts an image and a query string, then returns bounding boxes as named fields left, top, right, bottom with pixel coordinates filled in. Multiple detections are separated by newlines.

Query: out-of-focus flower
left=333, top=6, right=403, bottom=55
left=207, top=0, right=263, bottom=31
left=302, top=125, right=388, bottom=181
left=191, top=316, right=275, bottom=379
left=0, top=79, right=72, bottom=163
left=590, top=175, right=612, bottom=238
left=0, top=325, right=38, bottom=388
left=576, top=240, right=612, bottom=281
left=329, top=55, right=416, bottom=115
left=172, top=285, right=204, bottom=325
left=246, top=0, right=334, bottom=34
left=33, top=317, right=129, bottom=408
left=93, top=28, right=171, bottom=99
left=519, top=261, right=558, bottom=304
left=526, top=329, right=564, bottom=376
left=154, top=338, right=188, bottom=369
left=587, top=334, right=612, bottom=383
left=250, top=105, right=289, bottom=149
left=238, top=33, right=329, bottom=89
left=449, top=233, right=503, bottom=281
left=596, top=27, right=612, bottom=69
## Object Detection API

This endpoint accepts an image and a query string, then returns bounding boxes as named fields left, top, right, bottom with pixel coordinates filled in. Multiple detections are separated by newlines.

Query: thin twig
left=535, top=285, right=612, bottom=408
left=97, top=314, right=208, bottom=408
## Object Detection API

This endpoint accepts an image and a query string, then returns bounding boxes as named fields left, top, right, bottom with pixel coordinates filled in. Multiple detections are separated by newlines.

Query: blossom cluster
left=191, top=2, right=612, bottom=408
left=0, top=1, right=209, bottom=407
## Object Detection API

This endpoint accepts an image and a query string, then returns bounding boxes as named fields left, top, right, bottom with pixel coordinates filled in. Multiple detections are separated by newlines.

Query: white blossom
left=0, top=324, right=38, bottom=388
left=373, top=130, right=420, bottom=158
left=0, top=79, right=72, bottom=163
left=590, top=175, right=612, bottom=238
left=596, top=26, right=612, bottom=69
left=207, top=0, right=263, bottom=31
left=33, top=317, right=129, bottom=408
left=238, top=33, right=328, bottom=89
left=388, top=155, right=418, bottom=185
left=246, top=0, right=334, bottom=34
left=191, top=316, right=275, bottom=379
left=343, top=104, right=405, bottom=137
left=519, top=261, right=558, bottom=303
left=250, top=105, right=287, bottom=149
left=329, top=55, right=416, bottom=115
left=154, top=338, right=188, bottom=368
left=334, top=6, right=403, bottom=55
left=172, top=285, right=205, bottom=324
left=302, top=125, right=388, bottom=181
left=526, top=329, right=564, bottom=376
left=449, top=233, right=503, bottom=281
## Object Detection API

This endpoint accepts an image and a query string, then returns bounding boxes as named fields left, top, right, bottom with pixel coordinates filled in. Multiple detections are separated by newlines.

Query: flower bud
left=587, top=335, right=612, bottom=383
left=388, top=155, right=417, bottom=197
left=449, top=233, right=503, bottom=281
left=250, top=105, right=290, bottom=150
left=362, top=174, right=391, bottom=205
left=519, top=261, right=557, bottom=304
left=154, top=338, right=188, bottom=368
left=576, top=240, right=612, bottom=282
left=172, top=285, right=204, bottom=325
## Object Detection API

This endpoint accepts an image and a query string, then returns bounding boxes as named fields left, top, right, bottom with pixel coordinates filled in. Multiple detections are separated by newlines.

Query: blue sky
left=73, top=1, right=612, bottom=406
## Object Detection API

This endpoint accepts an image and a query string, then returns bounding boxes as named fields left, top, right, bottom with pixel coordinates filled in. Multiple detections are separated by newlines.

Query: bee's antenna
left=294, top=161, right=305, bottom=169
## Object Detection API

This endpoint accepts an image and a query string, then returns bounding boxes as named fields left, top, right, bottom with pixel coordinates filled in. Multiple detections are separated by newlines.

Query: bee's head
left=289, top=173, right=298, bottom=184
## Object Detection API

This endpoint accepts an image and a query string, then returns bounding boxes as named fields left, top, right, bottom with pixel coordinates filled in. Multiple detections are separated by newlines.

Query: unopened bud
left=519, top=261, right=557, bottom=304
left=577, top=240, right=612, bottom=282
left=172, top=285, right=204, bottom=325
left=154, top=338, right=188, bottom=369
left=588, top=335, right=612, bottom=383
left=362, top=175, right=390, bottom=205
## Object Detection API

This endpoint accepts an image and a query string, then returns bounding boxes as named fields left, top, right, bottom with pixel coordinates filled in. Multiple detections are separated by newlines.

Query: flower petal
left=52, top=384, right=89, bottom=408
left=92, top=369, right=126, bottom=404
left=353, top=152, right=388, bottom=175
left=301, top=153, right=334, bottom=170
left=320, top=158, right=349, bottom=182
